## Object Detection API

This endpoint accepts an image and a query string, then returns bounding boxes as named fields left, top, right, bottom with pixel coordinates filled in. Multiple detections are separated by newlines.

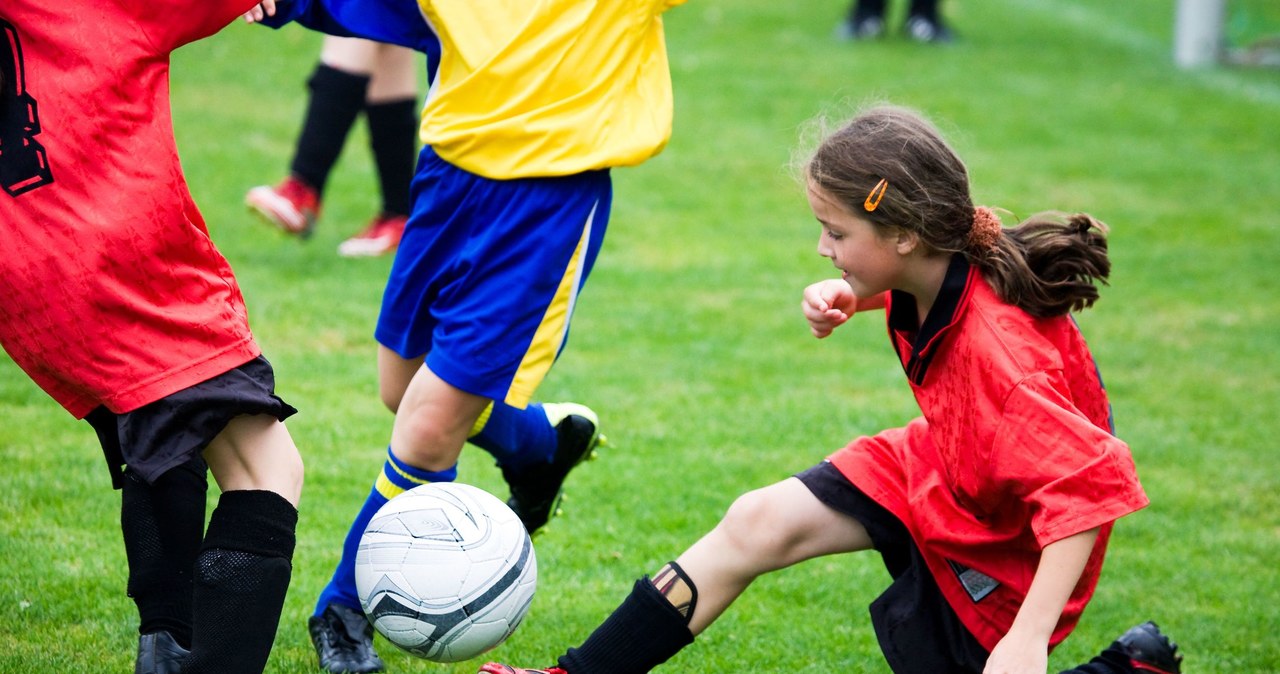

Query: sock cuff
left=558, top=577, right=694, bottom=674
left=309, top=62, right=372, bottom=93
left=203, top=490, right=298, bottom=559
left=636, top=575, right=695, bottom=627
left=386, top=447, right=458, bottom=484
left=364, top=97, right=419, bottom=115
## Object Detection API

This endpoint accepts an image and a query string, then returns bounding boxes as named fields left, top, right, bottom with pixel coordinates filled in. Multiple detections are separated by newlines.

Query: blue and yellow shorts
left=376, top=147, right=612, bottom=408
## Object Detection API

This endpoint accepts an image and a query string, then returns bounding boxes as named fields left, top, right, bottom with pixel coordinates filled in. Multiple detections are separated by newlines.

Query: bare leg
left=675, top=476, right=875, bottom=634
left=552, top=476, right=876, bottom=674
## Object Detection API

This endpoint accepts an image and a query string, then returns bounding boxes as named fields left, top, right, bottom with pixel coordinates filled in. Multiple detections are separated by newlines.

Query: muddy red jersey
left=829, top=256, right=1149, bottom=652
left=0, top=1, right=263, bottom=417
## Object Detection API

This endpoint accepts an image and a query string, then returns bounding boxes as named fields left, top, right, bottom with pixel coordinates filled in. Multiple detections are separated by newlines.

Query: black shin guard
left=364, top=98, right=417, bottom=216
left=558, top=573, right=695, bottom=674
left=120, top=459, right=208, bottom=648
left=291, top=64, right=369, bottom=193
left=185, top=490, right=297, bottom=674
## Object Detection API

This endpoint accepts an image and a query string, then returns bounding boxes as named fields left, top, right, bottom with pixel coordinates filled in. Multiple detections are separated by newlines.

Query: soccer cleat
left=337, top=213, right=407, bottom=258
left=478, top=664, right=568, bottom=674
left=502, top=402, right=606, bottom=535
left=134, top=630, right=188, bottom=674
left=904, top=14, right=954, bottom=43
left=1116, top=621, right=1183, bottom=674
left=835, top=9, right=884, bottom=41
left=245, top=175, right=320, bottom=238
left=309, top=603, right=385, bottom=674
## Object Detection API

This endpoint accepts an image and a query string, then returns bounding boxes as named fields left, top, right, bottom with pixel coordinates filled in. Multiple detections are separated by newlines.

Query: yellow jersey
left=419, top=0, right=687, bottom=179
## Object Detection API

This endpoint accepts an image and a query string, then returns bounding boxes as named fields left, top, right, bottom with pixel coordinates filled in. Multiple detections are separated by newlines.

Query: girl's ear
left=894, top=228, right=921, bottom=256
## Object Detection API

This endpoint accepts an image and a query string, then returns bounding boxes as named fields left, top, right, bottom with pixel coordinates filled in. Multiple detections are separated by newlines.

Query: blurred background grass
left=2, top=0, right=1278, bottom=671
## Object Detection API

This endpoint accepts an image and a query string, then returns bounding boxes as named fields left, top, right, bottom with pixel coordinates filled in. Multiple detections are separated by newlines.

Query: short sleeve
left=991, top=372, right=1149, bottom=547
left=128, top=0, right=261, bottom=53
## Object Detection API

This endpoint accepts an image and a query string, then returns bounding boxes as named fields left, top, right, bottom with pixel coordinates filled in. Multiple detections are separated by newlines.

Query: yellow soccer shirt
left=419, top=0, right=687, bottom=179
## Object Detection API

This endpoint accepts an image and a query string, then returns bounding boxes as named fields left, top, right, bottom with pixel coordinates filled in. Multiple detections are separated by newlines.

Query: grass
left=2, top=1, right=1278, bottom=671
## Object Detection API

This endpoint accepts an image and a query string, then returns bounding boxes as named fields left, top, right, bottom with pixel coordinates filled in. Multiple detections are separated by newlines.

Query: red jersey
left=0, top=1, right=263, bottom=417
left=829, top=256, right=1149, bottom=652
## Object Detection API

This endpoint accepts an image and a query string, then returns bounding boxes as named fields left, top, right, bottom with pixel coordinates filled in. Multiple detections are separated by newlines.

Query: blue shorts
left=376, top=147, right=612, bottom=407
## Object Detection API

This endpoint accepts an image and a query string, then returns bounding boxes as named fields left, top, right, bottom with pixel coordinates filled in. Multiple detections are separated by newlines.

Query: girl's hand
left=983, top=628, right=1049, bottom=674
left=243, top=0, right=277, bottom=23
left=802, top=279, right=857, bottom=339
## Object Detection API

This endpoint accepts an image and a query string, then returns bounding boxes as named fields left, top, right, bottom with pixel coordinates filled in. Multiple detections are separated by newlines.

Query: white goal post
left=1174, top=0, right=1227, bottom=67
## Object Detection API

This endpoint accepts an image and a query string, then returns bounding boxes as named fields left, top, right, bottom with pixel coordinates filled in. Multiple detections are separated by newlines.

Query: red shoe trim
left=1131, top=659, right=1177, bottom=674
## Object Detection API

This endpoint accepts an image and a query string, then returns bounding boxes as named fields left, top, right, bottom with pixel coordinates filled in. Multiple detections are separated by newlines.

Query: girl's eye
left=826, top=230, right=844, bottom=241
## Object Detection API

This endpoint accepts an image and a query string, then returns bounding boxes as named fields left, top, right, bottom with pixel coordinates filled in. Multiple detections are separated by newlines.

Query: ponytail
left=976, top=212, right=1110, bottom=318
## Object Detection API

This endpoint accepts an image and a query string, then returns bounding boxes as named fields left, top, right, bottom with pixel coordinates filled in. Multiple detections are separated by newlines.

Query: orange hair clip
left=864, top=178, right=888, bottom=212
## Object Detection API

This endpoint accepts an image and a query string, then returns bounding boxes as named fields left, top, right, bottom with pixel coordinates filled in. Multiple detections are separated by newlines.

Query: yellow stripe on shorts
left=506, top=201, right=597, bottom=408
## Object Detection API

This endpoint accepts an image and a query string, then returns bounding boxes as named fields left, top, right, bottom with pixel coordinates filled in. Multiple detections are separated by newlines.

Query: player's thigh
left=367, top=44, right=419, bottom=102
left=203, top=414, right=303, bottom=506
left=320, top=35, right=379, bottom=74
left=721, top=477, right=874, bottom=568
left=378, top=345, right=423, bottom=412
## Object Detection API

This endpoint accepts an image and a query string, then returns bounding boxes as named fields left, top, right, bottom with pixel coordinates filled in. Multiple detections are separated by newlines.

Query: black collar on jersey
left=888, top=254, right=975, bottom=385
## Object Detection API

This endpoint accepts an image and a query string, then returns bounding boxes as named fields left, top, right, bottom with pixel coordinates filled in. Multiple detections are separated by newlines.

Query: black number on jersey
left=1, top=19, right=54, bottom=198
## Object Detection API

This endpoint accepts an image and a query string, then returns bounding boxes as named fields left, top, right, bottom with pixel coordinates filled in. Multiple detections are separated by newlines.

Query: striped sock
left=314, top=448, right=456, bottom=614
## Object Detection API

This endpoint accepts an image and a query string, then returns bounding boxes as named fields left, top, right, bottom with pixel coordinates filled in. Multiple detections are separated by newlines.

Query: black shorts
left=85, top=356, right=297, bottom=488
left=795, top=461, right=989, bottom=674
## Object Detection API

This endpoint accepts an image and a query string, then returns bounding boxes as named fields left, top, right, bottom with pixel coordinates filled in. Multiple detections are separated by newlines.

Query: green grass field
left=2, top=1, right=1278, bottom=671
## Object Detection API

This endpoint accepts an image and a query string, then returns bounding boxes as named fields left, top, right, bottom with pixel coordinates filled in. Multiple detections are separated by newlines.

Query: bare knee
left=715, top=487, right=796, bottom=564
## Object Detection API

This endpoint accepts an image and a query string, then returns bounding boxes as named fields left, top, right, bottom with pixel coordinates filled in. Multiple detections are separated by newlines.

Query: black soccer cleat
left=502, top=403, right=605, bottom=535
left=1116, top=621, right=1183, bottom=674
left=309, top=603, right=385, bottom=673
left=135, top=630, right=188, bottom=674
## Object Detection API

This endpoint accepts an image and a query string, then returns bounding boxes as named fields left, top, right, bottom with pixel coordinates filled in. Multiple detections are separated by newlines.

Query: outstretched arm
left=983, top=527, right=1100, bottom=674
left=243, top=0, right=439, bottom=56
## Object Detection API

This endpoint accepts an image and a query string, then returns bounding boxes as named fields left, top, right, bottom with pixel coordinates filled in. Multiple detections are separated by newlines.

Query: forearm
left=1008, top=527, right=1100, bottom=642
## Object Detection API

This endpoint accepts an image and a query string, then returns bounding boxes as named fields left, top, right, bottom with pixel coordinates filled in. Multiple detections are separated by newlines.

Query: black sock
left=908, top=0, right=940, bottom=21
left=364, top=98, right=418, bottom=217
left=558, top=577, right=695, bottom=674
left=185, top=490, right=297, bottom=674
left=851, top=0, right=887, bottom=22
left=290, top=63, right=369, bottom=194
left=120, top=459, right=208, bottom=649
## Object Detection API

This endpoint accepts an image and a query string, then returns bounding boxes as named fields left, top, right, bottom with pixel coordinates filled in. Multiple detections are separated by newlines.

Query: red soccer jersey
left=829, top=256, right=1149, bottom=652
left=0, top=1, right=263, bottom=417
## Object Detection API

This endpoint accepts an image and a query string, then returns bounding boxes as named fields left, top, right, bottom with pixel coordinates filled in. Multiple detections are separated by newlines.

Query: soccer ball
left=354, top=482, right=538, bottom=663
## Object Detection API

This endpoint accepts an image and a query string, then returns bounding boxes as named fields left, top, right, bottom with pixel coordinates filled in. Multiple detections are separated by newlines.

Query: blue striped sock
left=468, top=401, right=557, bottom=471
left=314, top=448, right=457, bottom=615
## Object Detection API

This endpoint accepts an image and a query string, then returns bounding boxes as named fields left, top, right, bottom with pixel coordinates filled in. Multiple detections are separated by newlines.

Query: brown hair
left=805, top=105, right=1109, bottom=318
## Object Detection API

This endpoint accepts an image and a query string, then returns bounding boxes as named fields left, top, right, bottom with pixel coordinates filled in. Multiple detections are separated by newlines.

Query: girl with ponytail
left=482, top=105, right=1181, bottom=674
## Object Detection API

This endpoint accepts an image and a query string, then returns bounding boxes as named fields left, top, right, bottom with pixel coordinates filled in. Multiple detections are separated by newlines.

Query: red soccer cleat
left=245, top=175, right=320, bottom=237
left=478, top=664, right=567, bottom=674
left=337, top=213, right=407, bottom=257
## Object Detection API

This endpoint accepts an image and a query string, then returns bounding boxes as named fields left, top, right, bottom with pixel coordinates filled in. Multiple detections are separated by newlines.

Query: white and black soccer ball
left=355, top=482, right=537, bottom=663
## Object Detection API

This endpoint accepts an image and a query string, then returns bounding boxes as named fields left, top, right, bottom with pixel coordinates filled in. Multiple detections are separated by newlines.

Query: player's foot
left=904, top=14, right=954, bottom=43
left=337, top=213, right=407, bottom=257
left=836, top=14, right=884, bottom=40
left=1116, top=621, right=1183, bottom=674
left=135, top=630, right=188, bottom=674
left=309, top=603, right=385, bottom=673
left=245, top=175, right=320, bottom=238
left=502, top=403, right=606, bottom=535
left=478, top=664, right=567, bottom=674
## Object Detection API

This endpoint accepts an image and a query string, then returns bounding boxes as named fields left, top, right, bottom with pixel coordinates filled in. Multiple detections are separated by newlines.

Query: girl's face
left=809, top=181, right=909, bottom=299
